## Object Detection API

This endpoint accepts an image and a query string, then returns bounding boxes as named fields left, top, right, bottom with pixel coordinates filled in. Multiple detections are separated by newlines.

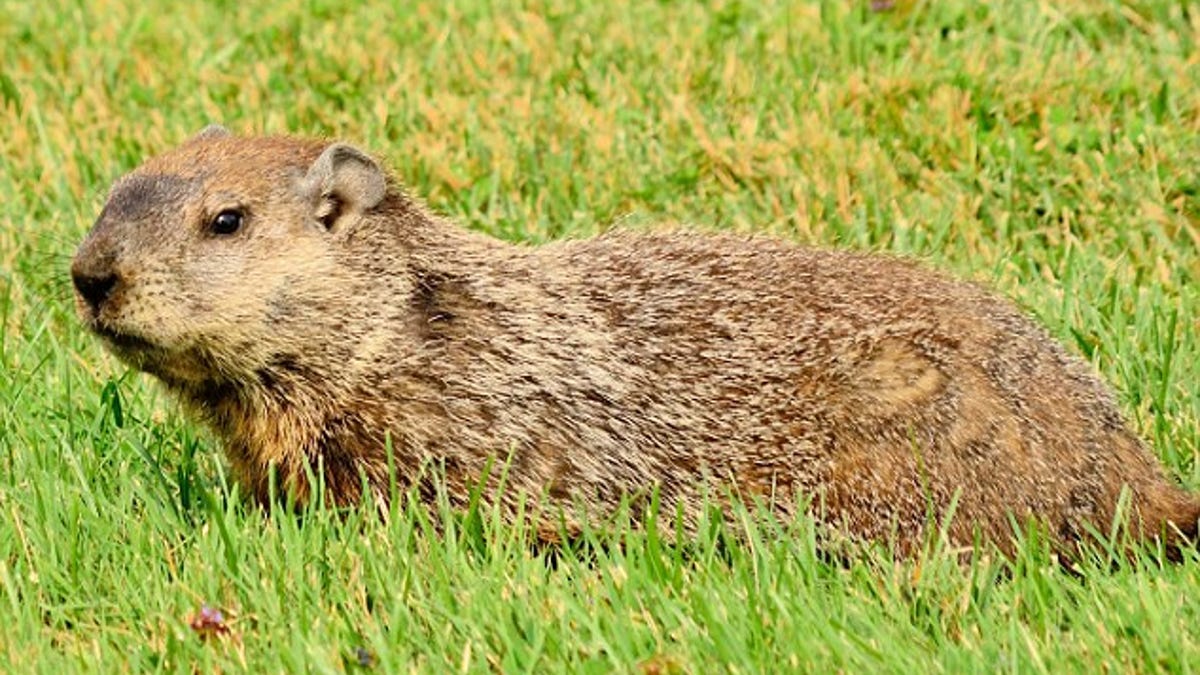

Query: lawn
left=1, top=0, right=1198, bottom=671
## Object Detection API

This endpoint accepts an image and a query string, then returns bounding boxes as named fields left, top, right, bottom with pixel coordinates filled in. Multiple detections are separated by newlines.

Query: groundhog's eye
left=210, top=209, right=244, bottom=236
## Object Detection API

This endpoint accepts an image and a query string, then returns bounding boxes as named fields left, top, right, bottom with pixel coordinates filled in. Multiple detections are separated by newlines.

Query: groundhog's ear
left=301, top=143, right=387, bottom=231
left=190, top=124, right=231, bottom=142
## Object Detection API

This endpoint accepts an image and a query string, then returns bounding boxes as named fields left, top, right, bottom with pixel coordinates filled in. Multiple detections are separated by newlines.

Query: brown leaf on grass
left=638, top=654, right=685, bottom=675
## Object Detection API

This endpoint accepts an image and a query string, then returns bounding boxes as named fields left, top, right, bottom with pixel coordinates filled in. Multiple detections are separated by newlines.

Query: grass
left=1, top=0, right=1198, bottom=670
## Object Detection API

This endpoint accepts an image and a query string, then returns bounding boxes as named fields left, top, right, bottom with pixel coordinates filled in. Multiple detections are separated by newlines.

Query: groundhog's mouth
left=93, top=324, right=159, bottom=354
left=91, top=324, right=218, bottom=385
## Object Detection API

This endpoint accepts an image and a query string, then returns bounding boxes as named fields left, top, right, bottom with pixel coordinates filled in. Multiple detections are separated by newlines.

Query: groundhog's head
left=71, top=126, right=390, bottom=391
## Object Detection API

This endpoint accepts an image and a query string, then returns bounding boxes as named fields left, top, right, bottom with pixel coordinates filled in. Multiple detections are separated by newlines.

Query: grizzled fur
left=71, top=128, right=1200, bottom=557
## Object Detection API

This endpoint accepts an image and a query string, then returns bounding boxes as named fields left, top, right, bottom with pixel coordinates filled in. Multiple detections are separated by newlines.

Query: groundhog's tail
left=1149, top=490, right=1200, bottom=562
left=1109, top=429, right=1200, bottom=562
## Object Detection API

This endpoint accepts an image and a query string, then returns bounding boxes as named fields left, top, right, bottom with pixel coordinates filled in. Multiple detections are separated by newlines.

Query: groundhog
left=70, top=126, right=1199, bottom=558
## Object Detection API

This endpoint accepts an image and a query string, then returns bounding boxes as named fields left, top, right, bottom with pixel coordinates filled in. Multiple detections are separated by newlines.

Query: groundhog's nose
left=71, top=267, right=119, bottom=315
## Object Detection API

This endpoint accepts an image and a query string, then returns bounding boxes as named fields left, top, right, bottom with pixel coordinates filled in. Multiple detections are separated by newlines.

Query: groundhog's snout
left=72, top=267, right=118, bottom=316
left=70, top=242, right=121, bottom=319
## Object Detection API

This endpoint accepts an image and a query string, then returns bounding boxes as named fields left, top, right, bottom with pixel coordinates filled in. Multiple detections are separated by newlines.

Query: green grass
left=2, top=0, right=1198, bottom=670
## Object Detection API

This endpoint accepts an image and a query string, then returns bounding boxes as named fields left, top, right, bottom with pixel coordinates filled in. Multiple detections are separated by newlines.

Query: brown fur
left=71, top=128, right=1200, bottom=558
